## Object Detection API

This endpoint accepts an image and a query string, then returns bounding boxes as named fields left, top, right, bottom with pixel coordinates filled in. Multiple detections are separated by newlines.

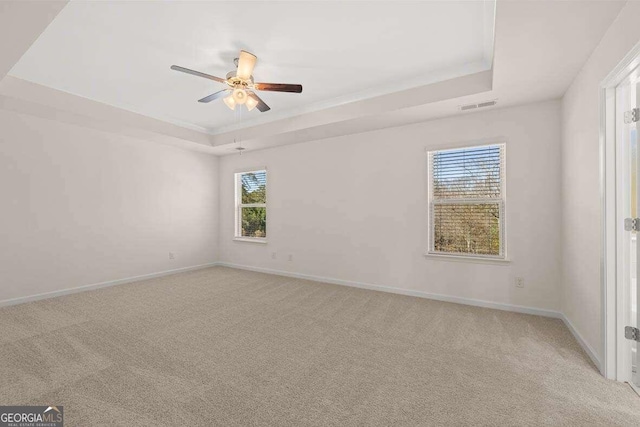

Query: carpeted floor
left=0, top=266, right=639, bottom=426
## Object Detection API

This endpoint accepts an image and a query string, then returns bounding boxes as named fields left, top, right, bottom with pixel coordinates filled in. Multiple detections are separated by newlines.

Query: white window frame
left=234, top=169, right=267, bottom=243
left=427, top=142, right=507, bottom=261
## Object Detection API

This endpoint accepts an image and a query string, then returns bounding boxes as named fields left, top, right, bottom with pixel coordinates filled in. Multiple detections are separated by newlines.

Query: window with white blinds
left=235, top=170, right=267, bottom=240
left=428, top=144, right=505, bottom=258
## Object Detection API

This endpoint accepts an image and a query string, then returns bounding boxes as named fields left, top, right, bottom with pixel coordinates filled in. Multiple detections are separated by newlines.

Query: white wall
left=219, top=100, right=562, bottom=312
left=561, top=1, right=640, bottom=364
left=0, top=109, right=219, bottom=303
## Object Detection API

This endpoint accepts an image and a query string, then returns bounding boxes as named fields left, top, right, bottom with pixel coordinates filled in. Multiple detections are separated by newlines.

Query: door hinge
left=625, top=108, right=640, bottom=124
left=624, top=218, right=640, bottom=231
left=625, top=326, right=640, bottom=342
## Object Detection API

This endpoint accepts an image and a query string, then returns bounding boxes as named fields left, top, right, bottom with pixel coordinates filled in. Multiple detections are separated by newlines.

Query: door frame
left=600, top=41, right=640, bottom=381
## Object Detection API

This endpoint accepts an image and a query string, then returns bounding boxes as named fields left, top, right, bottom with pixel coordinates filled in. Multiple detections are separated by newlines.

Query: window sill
left=233, top=237, right=268, bottom=244
left=423, top=253, right=511, bottom=265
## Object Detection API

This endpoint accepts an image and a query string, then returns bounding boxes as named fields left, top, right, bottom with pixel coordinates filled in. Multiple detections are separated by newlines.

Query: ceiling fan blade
left=248, top=91, right=270, bottom=112
left=254, top=83, right=303, bottom=93
left=170, top=65, right=226, bottom=83
left=236, top=50, right=257, bottom=80
left=198, top=89, right=230, bottom=103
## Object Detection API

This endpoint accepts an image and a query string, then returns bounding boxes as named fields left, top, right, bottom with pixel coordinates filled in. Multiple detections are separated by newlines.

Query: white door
left=617, top=74, right=640, bottom=391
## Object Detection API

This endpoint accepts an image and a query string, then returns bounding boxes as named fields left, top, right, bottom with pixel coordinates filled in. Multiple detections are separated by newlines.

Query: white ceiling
left=9, top=0, right=495, bottom=134
left=206, top=0, right=625, bottom=154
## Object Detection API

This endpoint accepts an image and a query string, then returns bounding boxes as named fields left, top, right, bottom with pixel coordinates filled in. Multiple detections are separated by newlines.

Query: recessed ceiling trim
left=210, top=69, right=494, bottom=148
left=209, top=60, right=490, bottom=136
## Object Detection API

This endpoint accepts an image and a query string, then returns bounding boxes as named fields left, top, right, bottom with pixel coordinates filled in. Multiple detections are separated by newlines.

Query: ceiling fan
left=171, top=50, right=303, bottom=113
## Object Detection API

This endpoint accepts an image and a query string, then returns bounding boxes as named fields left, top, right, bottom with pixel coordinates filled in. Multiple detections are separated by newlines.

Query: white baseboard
left=560, top=313, right=602, bottom=372
left=217, top=262, right=562, bottom=319
left=0, top=262, right=218, bottom=308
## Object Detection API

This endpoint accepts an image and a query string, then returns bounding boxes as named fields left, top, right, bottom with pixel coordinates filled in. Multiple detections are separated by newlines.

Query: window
left=428, top=143, right=505, bottom=258
left=235, top=170, right=267, bottom=241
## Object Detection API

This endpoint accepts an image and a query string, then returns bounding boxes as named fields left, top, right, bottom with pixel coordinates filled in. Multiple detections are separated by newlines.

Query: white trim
left=613, top=84, right=628, bottom=382
left=602, top=79, right=620, bottom=380
left=601, top=41, right=640, bottom=89
left=424, top=253, right=511, bottom=265
left=424, top=137, right=507, bottom=154
left=233, top=237, right=268, bottom=244
left=600, top=82, right=616, bottom=379
left=599, top=39, right=640, bottom=380
left=216, top=262, right=560, bottom=318
left=233, top=166, right=269, bottom=174
left=561, top=313, right=603, bottom=372
left=0, top=262, right=218, bottom=308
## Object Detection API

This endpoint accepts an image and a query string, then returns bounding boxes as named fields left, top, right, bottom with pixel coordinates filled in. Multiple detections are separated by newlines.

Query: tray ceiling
left=9, top=1, right=495, bottom=134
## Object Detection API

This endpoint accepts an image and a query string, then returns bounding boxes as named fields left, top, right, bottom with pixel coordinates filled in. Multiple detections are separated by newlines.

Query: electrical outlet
left=515, top=277, right=524, bottom=288
left=169, top=252, right=175, bottom=260
left=271, top=252, right=277, bottom=259
left=288, top=254, right=293, bottom=262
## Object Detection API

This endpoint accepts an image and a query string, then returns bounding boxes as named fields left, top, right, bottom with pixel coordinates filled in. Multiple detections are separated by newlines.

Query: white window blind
left=235, top=170, right=267, bottom=239
left=428, top=144, right=505, bottom=258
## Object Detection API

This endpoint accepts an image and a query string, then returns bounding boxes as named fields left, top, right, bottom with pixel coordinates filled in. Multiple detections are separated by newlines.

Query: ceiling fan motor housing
left=225, top=70, right=254, bottom=88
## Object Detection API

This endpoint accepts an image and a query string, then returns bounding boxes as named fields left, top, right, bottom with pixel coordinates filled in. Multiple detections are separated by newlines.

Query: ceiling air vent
left=459, top=100, right=497, bottom=111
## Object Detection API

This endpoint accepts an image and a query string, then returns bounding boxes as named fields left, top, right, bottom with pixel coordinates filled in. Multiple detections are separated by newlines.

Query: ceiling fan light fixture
left=245, top=96, right=258, bottom=112
left=223, top=94, right=236, bottom=110
left=232, top=87, right=248, bottom=104
left=236, top=50, right=257, bottom=80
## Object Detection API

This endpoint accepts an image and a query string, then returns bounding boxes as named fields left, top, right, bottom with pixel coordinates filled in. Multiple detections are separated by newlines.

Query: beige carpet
left=0, top=266, right=639, bottom=426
